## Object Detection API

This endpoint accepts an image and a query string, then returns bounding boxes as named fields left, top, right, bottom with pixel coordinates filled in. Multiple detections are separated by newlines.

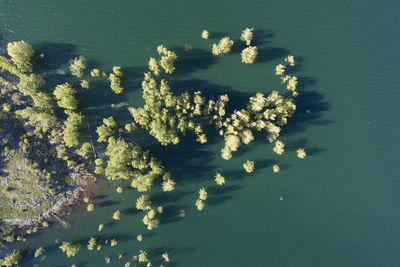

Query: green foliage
left=240, top=27, right=254, bottom=46
left=138, top=250, right=148, bottom=262
left=79, top=142, right=92, bottom=158
left=63, top=111, right=84, bottom=147
left=69, top=56, right=87, bottom=78
left=162, top=252, right=170, bottom=262
left=212, top=37, right=234, bottom=55
left=296, top=148, right=306, bottom=159
left=136, top=195, right=152, bottom=211
left=142, top=209, right=160, bottom=230
left=243, top=160, right=255, bottom=173
left=53, top=83, right=78, bottom=110
left=129, top=74, right=206, bottom=146
left=59, top=242, right=80, bottom=257
left=109, top=66, right=124, bottom=94
left=81, top=80, right=89, bottom=89
left=90, top=68, right=100, bottom=77
left=116, top=186, right=123, bottom=193
left=87, top=237, right=97, bottom=250
left=157, top=45, right=177, bottom=74
left=214, top=172, right=225, bottom=185
left=137, top=234, right=143, bottom=242
left=195, top=199, right=204, bottom=211
left=112, top=210, right=121, bottom=220
left=87, top=203, right=94, bottom=212
left=110, top=239, right=117, bottom=247
left=104, top=137, right=133, bottom=180
left=273, top=164, right=280, bottom=173
left=199, top=187, right=207, bottom=200
left=96, top=116, right=117, bottom=142
left=201, top=30, right=209, bottom=39
left=7, top=40, right=35, bottom=72
left=0, top=250, right=22, bottom=266
left=34, top=247, right=44, bottom=258
left=273, top=140, right=285, bottom=155
left=241, top=46, right=258, bottom=64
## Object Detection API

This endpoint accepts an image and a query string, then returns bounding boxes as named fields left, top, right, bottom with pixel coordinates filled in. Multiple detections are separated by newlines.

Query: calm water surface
left=1, top=0, right=400, bottom=266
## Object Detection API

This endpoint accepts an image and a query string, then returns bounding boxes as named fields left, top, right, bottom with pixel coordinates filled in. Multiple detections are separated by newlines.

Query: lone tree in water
left=201, top=30, right=209, bottom=39
left=59, top=242, right=80, bottom=257
left=113, top=210, right=122, bottom=220
left=241, top=46, right=258, bottom=64
left=214, top=172, right=226, bottom=185
left=212, top=37, right=234, bottom=55
left=7, top=40, right=35, bottom=73
left=69, top=56, right=87, bottom=78
left=34, top=247, right=45, bottom=258
left=296, top=148, right=306, bottom=159
left=243, top=160, right=255, bottom=173
left=240, top=27, right=254, bottom=46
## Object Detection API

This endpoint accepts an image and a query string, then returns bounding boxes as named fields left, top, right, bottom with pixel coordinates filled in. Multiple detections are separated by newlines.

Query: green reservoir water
left=1, top=0, right=400, bottom=266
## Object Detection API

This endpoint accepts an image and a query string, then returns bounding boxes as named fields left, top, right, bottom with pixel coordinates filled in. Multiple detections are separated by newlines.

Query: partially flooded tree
left=273, top=140, right=285, bottom=155
left=0, top=250, right=22, bottom=267
left=273, top=164, right=280, bottom=173
left=201, top=30, right=209, bottom=39
left=138, top=250, right=148, bottom=262
left=157, top=45, right=178, bottom=74
left=296, top=148, right=306, bottom=159
left=241, top=46, right=258, bottom=64
left=34, top=247, right=45, bottom=258
left=69, top=56, right=87, bottom=78
left=240, top=27, right=254, bottom=46
left=212, top=37, right=234, bottom=55
left=214, top=172, right=226, bottom=185
left=87, top=237, right=97, bottom=250
left=136, top=195, right=152, bottom=211
left=243, top=160, right=255, bottom=173
left=59, top=242, right=80, bottom=257
left=113, top=210, right=121, bottom=220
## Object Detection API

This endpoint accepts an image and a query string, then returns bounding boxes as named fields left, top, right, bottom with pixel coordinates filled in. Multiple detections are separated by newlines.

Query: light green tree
left=243, top=160, right=255, bottom=173
left=136, top=195, right=152, bottom=211
left=34, top=247, right=45, bottom=258
left=113, top=210, right=121, bottom=220
left=87, top=237, right=97, bottom=250
left=201, top=30, right=209, bottom=39
left=0, top=250, right=22, bottom=267
left=53, top=83, right=78, bottom=110
left=296, top=148, right=306, bottom=159
left=199, top=187, right=207, bottom=200
left=7, top=40, right=35, bottom=72
left=241, top=46, right=258, bottom=64
left=214, top=172, right=225, bottom=185
left=138, top=250, right=148, bottom=262
left=59, top=242, right=80, bottom=257
left=212, top=37, right=234, bottom=55
left=240, top=27, right=254, bottom=46
left=69, top=56, right=87, bottom=78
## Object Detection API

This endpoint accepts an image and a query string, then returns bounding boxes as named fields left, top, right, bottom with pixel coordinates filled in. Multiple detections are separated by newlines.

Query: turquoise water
left=1, top=0, right=400, bottom=266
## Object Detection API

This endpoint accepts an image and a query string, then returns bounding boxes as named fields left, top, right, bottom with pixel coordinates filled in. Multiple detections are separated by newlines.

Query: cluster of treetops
left=0, top=27, right=307, bottom=266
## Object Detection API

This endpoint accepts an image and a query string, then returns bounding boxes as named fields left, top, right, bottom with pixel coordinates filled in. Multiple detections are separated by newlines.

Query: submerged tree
left=199, top=187, right=207, bottom=200
left=212, top=37, right=234, bottom=55
left=69, top=56, right=87, bottom=78
left=275, top=64, right=285, bottom=75
left=240, top=27, right=254, bottom=46
left=285, top=55, right=295, bottom=66
left=243, top=160, right=255, bottom=173
left=87, top=203, right=95, bottom=212
left=59, top=242, right=80, bottom=257
left=241, top=46, right=258, bottom=64
left=7, top=40, right=35, bottom=72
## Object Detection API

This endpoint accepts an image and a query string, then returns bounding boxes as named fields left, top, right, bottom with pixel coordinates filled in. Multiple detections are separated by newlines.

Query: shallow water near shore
left=1, top=0, right=400, bottom=266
